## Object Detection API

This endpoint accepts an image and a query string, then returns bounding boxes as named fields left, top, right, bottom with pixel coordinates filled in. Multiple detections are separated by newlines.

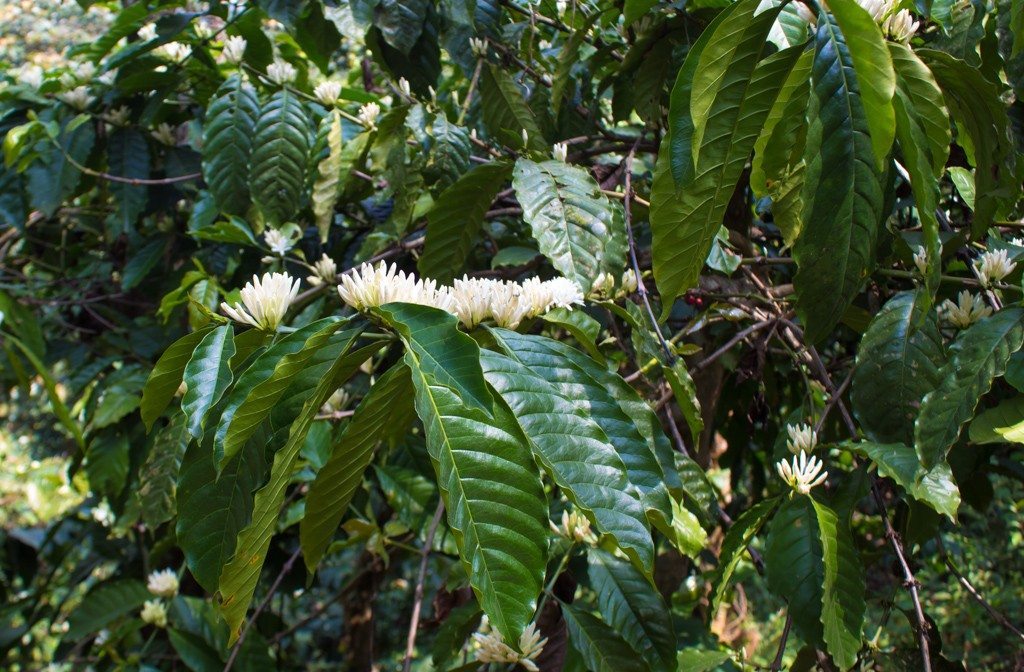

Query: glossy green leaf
left=301, top=364, right=417, bottom=572
left=420, top=162, right=512, bottom=283
left=915, top=308, right=1024, bottom=468
left=890, top=44, right=951, bottom=178
left=560, top=602, right=648, bottom=672
left=138, top=415, right=190, bottom=528
left=141, top=327, right=215, bottom=432
left=202, top=75, right=260, bottom=215
left=480, top=64, right=546, bottom=152
left=811, top=497, right=865, bottom=670
left=181, top=325, right=236, bottom=440
left=969, top=396, right=1024, bottom=444
left=107, top=128, right=149, bottom=232
left=850, top=291, right=946, bottom=446
left=375, top=0, right=428, bottom=54
left=853, top=441, right=960, bottom=520
left=481, top=349, right=654, bottom=573
left=513, top=158, right=627, bottom=292
left=65, top=580, right=151, bottom=641
left=765, top=496, right=824, bottom=645
left=540, top=306, right=603, bottom=363
left=793, top=13, right=885, bottom=343
left=587, top=547, right=677, bottom=671
left=312, top=109, right=343, bottom=242
left=27, top=119, right=94, bottom=218
left=710, top=498, right=778, bottom=617
left=249, top=88, right=312, bottom=224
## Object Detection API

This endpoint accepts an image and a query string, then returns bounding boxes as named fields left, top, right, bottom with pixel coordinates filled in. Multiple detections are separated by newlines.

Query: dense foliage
left=1, top=0, right=1024, bottom=670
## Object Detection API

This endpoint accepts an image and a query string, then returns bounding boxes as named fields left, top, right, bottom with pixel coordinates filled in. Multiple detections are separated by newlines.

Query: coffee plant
left=1, top=0, right=1023, bottom=669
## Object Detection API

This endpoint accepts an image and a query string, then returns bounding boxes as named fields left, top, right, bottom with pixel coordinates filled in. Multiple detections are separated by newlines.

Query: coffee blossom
left=785, top=423, right=817, bottom=455
left=553, top=141, right=569, bottom=163
left=473, top=620, right=547, bottom=672
left=776, top=451, right=828, bottom=495
left=221, top=272, right=300, bottom=331
left=338, top=262, right=453, bottom=313
left=358, top=102, right=381, bottom=128
left=314, top=80, right=342, bottom=106
left=974, top=249, right=1016, bottom=286
left=912, top=245, right=928, bottom=276
left=146, top=568, right=179, bottom=597
left=151, top=122, right=177, bottom=146
left=561, top=509, right=596, bottom=544
left=264, top=228, right=293, bottom=256
left=140, top=600, right=167, bottom=628
left=266, top=59, right=297, bottom=85
left=221, top=35, right=247, bottom=64
left=940, top=290, right=992, bottom=329
left=59, top=86, right=94, bottom=111
left=307, top=254, right=338, bottom=286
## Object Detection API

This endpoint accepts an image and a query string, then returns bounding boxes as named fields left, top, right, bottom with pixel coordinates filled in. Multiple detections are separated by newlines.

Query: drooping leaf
left=765, top=496, right=824, bottom=645
left=969, top=396, right=1024, bottom=444
left=709, top=498, right=779, bottom=617
left=85, top=435, right=129, bottom=497
left=375, top=0, right=429, bottom=55
left=587, top=548, right=677, bottom=671
left=301, top=364, right=416, bottom=572
left=419, top=162, right=512, bottom=283
left=202, top=75, right=260, bottom=215
left=811, top=498, right=865, bottom=670
left=793, top=12, right=885, bottom=343
left=107, top=128, right=149, bottom=233
left=850, top=291, right=946, bottom=446
left=141, top=327, right=215, bottom=432
left=181, top=325, right=236, bottom=440
left=249, top=88, right=313, bottom=224
left=481, top=349, right=654, bottom=574
left=312, top=109, right=343, bottom=242
left=480, top=64, right=546, bottom=151
left=560, top=602, right=647, bottom=672
left=65, top=580, right=151, bottom=641
left=852, top=441, right=960, bottom=520
left=138, top=415, right=190, bottom=528
left=889, top=44, right=951, bottom=178
left=915, top=308, right=1024, bottom=468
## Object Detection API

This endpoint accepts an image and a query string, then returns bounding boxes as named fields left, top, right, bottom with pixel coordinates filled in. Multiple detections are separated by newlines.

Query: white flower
left=517, top=623, right=547, bottom=671
left=940, top=290, right=992, bottom=329
left=473, top=622, right=547, bottom=672
left=105, top=106, right=131, bottom=127
left=146, top=568, right=179, bottom=597
left=221, top=35, right=247, bottom=64
left=314, top=80, right=342, bottom=106
left=397, top=77, right=411, bottom=98
left=19, top=65, right=44, bottom=89
left=553, top=141, right=568, bottom=163
left=221, top=272, right=300, bottom=331
left=1010, top=237, right=1024, bottom=247
left=776, top=451, right=828, bottom=495
left=561, top=509, right=596, bottom=544
left=97, top=68, right=118, bottom=86
left=338, top=262, right=453, bottom=313
left=264, top=228, right=293, bottom=255
left=266, top=59, right=297, bottom=85
left=785, top=423, right=817, bottom=455
left=883, top=10, right=919, bottom=42
left=160, top=41, right=191, bottom=62
left=913, top=245, right=928, bottom=276
left=59, top=86, right=94, bottom=111
left=140, top=600, right=167, bottom=628
left=151, top=122, right=177, bottom=146
left=307, top=254, right=338, bottom=286
left=358, top=102, right=381, bottom=128
left=589, top=271, right=614, bottom=297
left=621, top=268, right=639, bottom=294
left=138, top=23, right=158, bottom=41
left=520, top=276, right=584, bottom=315
left=974, top=249, right=1016, bottom=286
left=469, top=37, right=488, bottom=57
left=71, top=60, right=96, bottom=82
left=521, top=128, right=530, bottom=147
left=95, top=629, right=110, bottom=646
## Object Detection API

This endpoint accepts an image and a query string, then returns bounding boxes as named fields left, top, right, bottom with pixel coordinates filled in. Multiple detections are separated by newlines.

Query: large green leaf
left=853, top=441, right=960, bottom=520
left=480, top=64, right=546, bottom=151
left=375, top=0, right=428, bottom=54
left=141, top=327, right=215, bottom=432
left=138, top=415, right=190, bottom=528
left=312, top=109, right=343, bottom=242
left=374, top=303, right=493, bottom=413
left=850, top=291, right=946, bottom=446
left=65, top=580, right=151, bottom=641
left=560, top=602, right=646, bottom=672
left=811, top=498, right=865, bottom=670
left=490, top=329, right=676, bottom=530
left=214, top=318, right=353, bottom=469
left=218, top=334, right=367, bottom=641
left=765, top=496, right=824, bottom=645
left=419, top=162, right=512, bottom=283
left=709, top=498, right=778, bottom=617
left=827, top=0, right=896, bottom=167
left=889, top=44, right=951, bottom=178
left=587, top=548, right=677, bottom=671
left=301, top=364, right=416, bottom=572
left=480, top=349, right=654, bottom=574
left=176, top=427, right=269, bottom=593
left=249, top=88, right=312, bottom=224
left=27, top=119, right=95, bottom=218
left=915, top=308, right=1024, bottom=467
left=400, top=312, right=548, bottom=642
left=969, top=396, right=1024, bottom=444
left=512, top=158, right=627, bottom=292
left=181, top=325, right=236, bottom=440
left=107, top=128, right=149, bottom=233
left=652, top=39, right=801, bottom=318
left=793, top=12, right=885, bottom=343
left=202, top=75, right=260, bottom=216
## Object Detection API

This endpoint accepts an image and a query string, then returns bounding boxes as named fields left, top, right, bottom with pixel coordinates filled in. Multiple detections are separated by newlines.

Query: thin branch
left=402, top=501, right=446, bottom=672
left=770, top=612, right=793, bottom=671
left=936, top=536, right=1024, bottom=642
left=690, top=319, right=775, bottom=375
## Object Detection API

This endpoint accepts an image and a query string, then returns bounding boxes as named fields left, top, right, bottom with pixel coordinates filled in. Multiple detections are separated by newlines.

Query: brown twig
left=770, top=611, right=793, bottom=671
left=401, top=501, right=446, bottom=672
left=936, top=536, right=1024, bottom=642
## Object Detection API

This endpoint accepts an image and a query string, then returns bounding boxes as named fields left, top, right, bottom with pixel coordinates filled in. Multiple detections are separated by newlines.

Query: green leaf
left=587, top=548, right=677, bottom=671
left=294, top=1, right=341, bottom=72
left=249, top=88, right=313, bottom=224
left=481, top=349, right=654, bottom=573
left=652, top=39, right=801, bottom=318
left=86, top=435, right=129, bottom=497
left=176, top=426, right=268, bottom=594
left=540, top=307, right=603, bottom=363
left=793, top=12, right=885, bottom=343
left=214, top=318, right=352, bottom=469
left=827, top=0, right=896, bottom=167
left=853, top=441, right=960, bottom=520
left=810, top=498, right=866, bottom=670
left=218, top=334, right=368, bottom=641
left=141, top=327, right=215, bottom=432
left=513, top=158, right=627, bottom=293
left=560, top=602, right=647, bottom=672
left=138, top=415, right=190, bottom=528
left=4, top=332, right=84, bottom=449
left=374, top=303, right=493, bottom=414
left=107, top=128, right=149, bottom=233
left=969, top=396, right=1024, bottom=444
left=850, top=291, right=946, bottom=446
left=27, top=119, right=95, bottom=218
left=710, top=498, right=778, bottom=617
left=889, top=44, right=951, bottom=178
left=122, top=236, right=167, bottom=290
left=65, top=580, right=151, bottom=641
left=181, top=325, right=236, bottom=440
left=420, top=162, right=512, bottom=283
left=375, top=0, right=429, bottom=54
left=915, top=308, right=1024, bottom=468
left=312, top=110, right=343, bottom=242
left=480, top=64, right=546, bottom=152
left=765, top=496, right=824, bottom=645
left=676, top=650, right=732, bottom=672
left=301, top=364, right=417, bottom=572
left=202, top=75, right=260, bottom=216
left=669, top=489, right=708, bottom=558
left=402, top=318, right=548, bottom=642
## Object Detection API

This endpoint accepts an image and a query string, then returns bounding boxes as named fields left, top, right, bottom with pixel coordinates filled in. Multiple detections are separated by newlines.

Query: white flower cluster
left=358, top=102, right=381, bottom=128
left=974, top=249, right=1016, bottom=287
left=589, top=269, right=640, bottom=298
left=552, top=141, right=569, bottom=163
left=912, top=245, right=928, bottom=276
left=776, top=451, right=828, bottom=495
left=940, top=290, right=992, bottom=329
left=857, top=0, right=919, bottom=42
left=160, top=41, right=191, bottom=62
left=307, top=254, right=338, bottom=287
left=266, top=59, right=297, bottom=85
left=314, top=80, right=342, bottom=106
left=221, top=35, right=247, bottom=64
left=338, top=262, right=585, bottom=330
left=59, top=86, right=94, bottom=111
left=473, top=619, right=547, bottom=672
left=785, top=423, right=817, bottom=455
left=151, top=122, right=177, bottom=146
left=560, top=509, right=597, bottom=544
left=221, top=272, right=300, bottom=331
left=264, top=228, right=293, bottom=256
left=146, top=568, right=179, bottom=598
left=140, top=600, right=168, bottom=628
